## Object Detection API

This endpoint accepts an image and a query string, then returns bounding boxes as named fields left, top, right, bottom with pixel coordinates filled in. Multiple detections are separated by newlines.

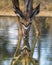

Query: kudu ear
left=12, top=0, right=25, bottom=19
left=29, top=4, right=40, bottom=19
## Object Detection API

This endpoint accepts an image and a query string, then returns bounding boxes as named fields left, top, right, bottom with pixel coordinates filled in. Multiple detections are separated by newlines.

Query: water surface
left=0, top=17, right=52, bottom=65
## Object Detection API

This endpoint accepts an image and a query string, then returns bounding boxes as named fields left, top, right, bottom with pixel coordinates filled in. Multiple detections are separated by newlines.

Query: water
left=0, top=17, right=52, bottom=65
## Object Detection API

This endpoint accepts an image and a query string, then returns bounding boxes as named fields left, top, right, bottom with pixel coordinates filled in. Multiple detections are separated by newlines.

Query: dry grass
left=0, top=0, right=52, bottom=16
left=0, top=0, right=52, bottom=11
left=46, top=3, right=52, bottom=11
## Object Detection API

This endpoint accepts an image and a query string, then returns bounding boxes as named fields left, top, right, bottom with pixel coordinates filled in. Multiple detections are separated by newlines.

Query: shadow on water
left=0, top=17, right=52, bottom=65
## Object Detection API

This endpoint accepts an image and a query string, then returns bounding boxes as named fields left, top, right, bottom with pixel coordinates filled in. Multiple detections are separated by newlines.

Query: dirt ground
left=0, top=1, right=52, bottom=17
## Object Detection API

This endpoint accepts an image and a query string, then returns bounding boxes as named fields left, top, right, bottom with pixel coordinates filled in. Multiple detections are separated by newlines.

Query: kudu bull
left=11, top=0, right=40, bottom=65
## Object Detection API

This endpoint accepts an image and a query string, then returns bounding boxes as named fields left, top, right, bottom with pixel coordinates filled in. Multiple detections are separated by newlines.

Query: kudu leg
left=11, top=54, right=23, bottom=65
left=31, top=58, right=38, bottom=65
left=14, top=16, right=23, bottom=57
left=11, top=16, right=23, bottom=65
left=31, top=20, right=39, bottom=56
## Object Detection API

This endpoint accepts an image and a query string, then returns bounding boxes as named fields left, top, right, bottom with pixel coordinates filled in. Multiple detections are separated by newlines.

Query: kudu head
left=12, top=0, right=40, bottom=27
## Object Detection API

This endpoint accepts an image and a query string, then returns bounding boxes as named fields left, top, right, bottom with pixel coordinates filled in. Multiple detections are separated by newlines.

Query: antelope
left=11, top=0, right=40, bottom=65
